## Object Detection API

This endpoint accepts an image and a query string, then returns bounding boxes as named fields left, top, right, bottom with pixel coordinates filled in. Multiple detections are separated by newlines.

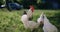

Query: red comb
left=30, top=5, right=34, bottom=12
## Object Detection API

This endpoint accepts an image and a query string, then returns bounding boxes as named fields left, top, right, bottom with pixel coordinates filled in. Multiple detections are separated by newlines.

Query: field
left=0, top=9, right=60, bottom=32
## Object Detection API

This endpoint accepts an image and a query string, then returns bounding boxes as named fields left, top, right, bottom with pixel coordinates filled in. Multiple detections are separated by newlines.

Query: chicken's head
left=39, top=13, right=44, bottom=27
left=30, top=5, right=34, bottom=12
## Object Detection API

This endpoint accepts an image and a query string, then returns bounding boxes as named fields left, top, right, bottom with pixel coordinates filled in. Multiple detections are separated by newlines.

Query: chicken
left=37, top=13, right=58, bottom=32
left=43, top=14, right=58, bottom=32
left=21, top=11, right=39, bottom=32
left=38, top=13, right=58, bottom=32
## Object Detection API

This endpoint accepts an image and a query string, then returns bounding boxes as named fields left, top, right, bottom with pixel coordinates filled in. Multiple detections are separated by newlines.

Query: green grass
left=0, top=9, right=60, bottom=32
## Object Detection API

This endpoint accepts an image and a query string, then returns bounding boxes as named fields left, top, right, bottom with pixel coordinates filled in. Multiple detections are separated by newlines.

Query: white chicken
left=43, top=14, right=58, bottom=32
left=21, top=11, right=39, bottom=32
left=37, top=12, right=44, bottom=24
left=38, top=13, right=58, bottom=32
left=27, top=5, right=34, bottom=19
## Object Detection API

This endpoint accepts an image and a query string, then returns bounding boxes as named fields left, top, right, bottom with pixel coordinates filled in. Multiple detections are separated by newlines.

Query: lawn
left=0, top=9, right=60, bottom=32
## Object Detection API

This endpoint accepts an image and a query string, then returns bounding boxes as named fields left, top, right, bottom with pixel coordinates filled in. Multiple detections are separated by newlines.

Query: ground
left=0, top=9, right=60, bottom=32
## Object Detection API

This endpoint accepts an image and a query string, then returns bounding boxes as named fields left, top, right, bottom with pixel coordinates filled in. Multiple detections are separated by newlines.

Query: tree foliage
left=0, top=0, right=4, bottom=5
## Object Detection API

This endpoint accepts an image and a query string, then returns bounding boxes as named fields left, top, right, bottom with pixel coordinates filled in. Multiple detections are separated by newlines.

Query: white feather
left=21, top=14, right=39, bottom=30
left=43, top=14, right=58, bottom=32
left=37, top=12, right=44, bottom=24
left=21, top=14, right=29, bottom=28
left=27, top=9, right=33, bottom=18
